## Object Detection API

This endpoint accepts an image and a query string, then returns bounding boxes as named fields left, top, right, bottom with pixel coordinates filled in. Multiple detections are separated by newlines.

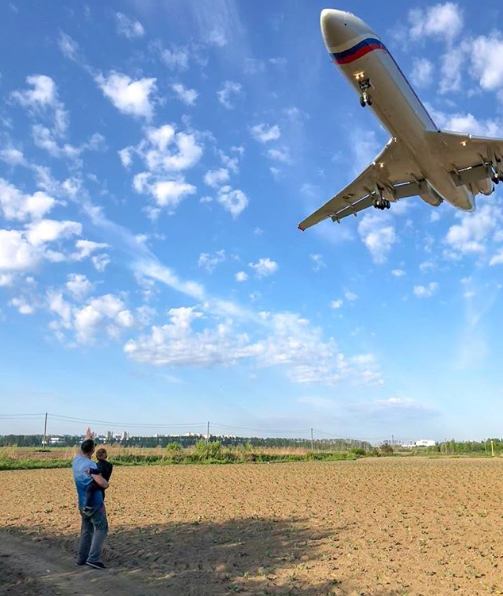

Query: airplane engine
left=468, top=177, right=493, bottom=197
left=418, top=181, right=443, bottom=207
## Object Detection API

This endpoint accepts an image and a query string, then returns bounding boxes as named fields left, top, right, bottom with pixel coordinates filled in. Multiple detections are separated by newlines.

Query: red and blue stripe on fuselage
left=331, top=37, right=438, bottom=131
left=332, top=37, right=386, bottom=65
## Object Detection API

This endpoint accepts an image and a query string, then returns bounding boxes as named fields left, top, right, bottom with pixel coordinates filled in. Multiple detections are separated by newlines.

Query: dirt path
left=0, top=532, right=159, bottom=596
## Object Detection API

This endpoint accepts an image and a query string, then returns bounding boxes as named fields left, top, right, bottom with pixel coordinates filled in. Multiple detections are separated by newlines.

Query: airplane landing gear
left=374, top=198, right=390, bottom=210
left=359, top=79, right=372, bottom=107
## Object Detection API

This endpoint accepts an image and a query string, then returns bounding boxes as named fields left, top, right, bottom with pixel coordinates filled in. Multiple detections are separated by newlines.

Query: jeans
left=76, top=506, right=108, bottom=564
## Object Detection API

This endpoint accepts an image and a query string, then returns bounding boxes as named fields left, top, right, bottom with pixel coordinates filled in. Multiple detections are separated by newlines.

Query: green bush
left=166, top=442, right=182, bottom=452
left=194, top=440, right=224, bottom=461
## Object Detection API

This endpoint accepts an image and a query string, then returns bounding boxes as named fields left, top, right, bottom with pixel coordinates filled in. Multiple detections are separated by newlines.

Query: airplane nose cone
left=320, top=9, right=354, bottom=50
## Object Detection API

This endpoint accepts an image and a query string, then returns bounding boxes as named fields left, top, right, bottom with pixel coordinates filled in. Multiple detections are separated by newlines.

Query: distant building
left=49, top=436, right=64, bottom=445
left=415, top=439, right=436, bottom=447
left=121, top=431, right=129, bottom=441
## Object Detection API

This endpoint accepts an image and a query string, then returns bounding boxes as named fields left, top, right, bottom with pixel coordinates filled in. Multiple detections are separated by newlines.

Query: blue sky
left=2, top=0, right=503, bottom=442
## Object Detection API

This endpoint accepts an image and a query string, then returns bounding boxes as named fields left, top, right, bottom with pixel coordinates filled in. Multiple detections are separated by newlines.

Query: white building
left=414, top=439, right=436, bottom=447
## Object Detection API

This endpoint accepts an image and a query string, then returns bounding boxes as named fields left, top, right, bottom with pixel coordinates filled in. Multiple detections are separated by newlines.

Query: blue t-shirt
left=72, top=454, right=104, bottom=509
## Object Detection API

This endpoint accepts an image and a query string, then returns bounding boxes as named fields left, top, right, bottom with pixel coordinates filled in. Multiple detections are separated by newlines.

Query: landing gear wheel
left=373, top=198, right=391, bottom=210
left=492, top=174, right=500, bottom=184
left=358, top=78, right=372, bottom=108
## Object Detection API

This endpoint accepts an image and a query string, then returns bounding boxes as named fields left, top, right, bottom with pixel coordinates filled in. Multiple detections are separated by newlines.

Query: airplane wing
left=298, top=138, right=423, bottom=231
left=426, top=130, right=503, bottom=185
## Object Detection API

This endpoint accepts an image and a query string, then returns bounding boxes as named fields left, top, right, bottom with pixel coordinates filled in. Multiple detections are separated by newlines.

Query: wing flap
left=427, top=130, right=503, bottom=171
left=298, top=139, right=422, bottom=231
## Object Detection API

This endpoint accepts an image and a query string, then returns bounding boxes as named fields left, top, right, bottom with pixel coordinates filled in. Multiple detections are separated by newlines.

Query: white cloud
left=26, top=219, right=82, bottom=246
left=206, top=29, right=227, bottom=47
left=92, top=253, right=111, bottom=272
left=358, top=212, right=396, bottom=264
left=235, top=271, right=248, bottom=282
left=344, top=290, right=358, bottom=301
left=490, top=249, right=503, bottom=266
left=250, top=123, right=281, bottom=143
left=470, top=34, right=503, bottom=90
left=73, top=239, right=109, bottom=260
left=172, top=83, right=198, bottom=106
left=66, top=273, right=94, bottom=300
left=49, top=292, right=135, bottom=344
left=0, top=148, right=26, bottom=166
left=330, top=299, right=343, bottom=309
left=124, top=307, right=382, bottom=386
left=0, top=220, right=80, bottom=273
left=266, top=147, right=292, bottom=164
left=391, top=269, right=406, bottom=277
left=0, top=274, right=13, bottom=287
left=149, top=179, right=196, bottom=210
left=410, top=58, right=433, bottom=88
left=445, top=203, right=501, bottom=255
left=58, top=32, right=79, bottom=61
left=0, top=230, right=40, bottom=272
left=204, top=168, right=229, bottom=188
left=413, top=282, right=438, bottom=298
left=439, top=46, right=466, bottom=93
left=160, top=46, right=189, bottom=71
left=249, top=257, right=278, bottom=278
left=217, top=81, right=242, bottom=109
left=0, top=179, right=56, bottom=221
left=95, top=72, right=157, bottom=120
left=219, top=150, right=239, bottom=173
left=427, top=104, right=500, bottom=136
left=115, top=12, right=145, bottom=39
left=125, top=124, right=203, bottom=214
left=12, top=74, right=57, bottom=108
left=141, top=124, right=203, bottom=172
left=409, top=3, right=463, bottom=41
left=118, top=147, right=133, bottom=168
left=198, top=250, right=226, bottom=273
left=12, top=74, right=68, bottom=135
left=310, top=254, right=325, bottom=272
left=216, top=186, right=249, bottom=217
left=10, top=296, right=36, bottom=315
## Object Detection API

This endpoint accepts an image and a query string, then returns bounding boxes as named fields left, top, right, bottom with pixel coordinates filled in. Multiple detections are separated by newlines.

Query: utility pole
left=206, top=421, right=210, bottom=442
left=311, top=428, right=314, bottom=451
left=392, top=434, right=394, bottom=447
left=491, top=440, right=495, bottom=458
left=42, top=412, right=48, bottom=447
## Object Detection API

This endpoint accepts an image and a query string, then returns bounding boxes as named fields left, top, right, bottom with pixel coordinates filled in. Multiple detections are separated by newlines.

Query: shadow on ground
left=5, top=517, right=403, bottom=596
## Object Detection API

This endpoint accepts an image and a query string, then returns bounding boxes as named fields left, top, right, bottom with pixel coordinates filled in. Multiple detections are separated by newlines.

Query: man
left=72, top=439, right=110, bottom=569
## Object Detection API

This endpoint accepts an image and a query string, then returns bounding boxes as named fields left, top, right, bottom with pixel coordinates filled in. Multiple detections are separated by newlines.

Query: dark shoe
left=86, top=561, right=106, bottom=570
left=75, top=561, right=86, bottom=566
left=82, top=506, right=95, bottom=519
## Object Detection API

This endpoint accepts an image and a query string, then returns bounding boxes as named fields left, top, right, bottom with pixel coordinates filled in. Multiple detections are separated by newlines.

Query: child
left=82, top=448, right=113, bottom=517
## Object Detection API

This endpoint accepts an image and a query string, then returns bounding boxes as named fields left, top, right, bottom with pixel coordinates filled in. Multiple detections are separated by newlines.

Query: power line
left=0, top=412, right=411, bottom=443
left=48, top=414, right=207, bottom=428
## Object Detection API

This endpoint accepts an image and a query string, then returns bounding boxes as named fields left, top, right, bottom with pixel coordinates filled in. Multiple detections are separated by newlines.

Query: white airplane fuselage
left=321, top=9, right=476, bottom=211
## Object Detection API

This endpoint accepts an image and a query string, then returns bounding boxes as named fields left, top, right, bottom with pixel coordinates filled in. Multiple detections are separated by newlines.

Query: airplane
left=298, top=9, right=503, bottom=232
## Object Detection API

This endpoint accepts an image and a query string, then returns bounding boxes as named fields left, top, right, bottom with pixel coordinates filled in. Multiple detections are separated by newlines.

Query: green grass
left=0, top=450, right=359, bottom=470
left=0, top=459, right=72, bottom=470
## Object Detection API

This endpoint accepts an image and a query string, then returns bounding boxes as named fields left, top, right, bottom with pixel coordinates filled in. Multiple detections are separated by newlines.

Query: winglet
left=298, top=224, right=305, bottom=232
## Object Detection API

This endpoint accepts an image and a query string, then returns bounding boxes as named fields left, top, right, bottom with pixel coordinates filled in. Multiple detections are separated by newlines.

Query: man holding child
left=72, top=439, right=113, bottom=569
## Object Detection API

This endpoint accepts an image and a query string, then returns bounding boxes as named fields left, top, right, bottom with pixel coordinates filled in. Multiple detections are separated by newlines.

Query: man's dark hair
left=81, top=439, right=95, bottom=454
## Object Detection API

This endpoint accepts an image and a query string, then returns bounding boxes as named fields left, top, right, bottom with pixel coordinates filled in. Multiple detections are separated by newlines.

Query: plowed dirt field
left=2, top=458, right=503, bottom=595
